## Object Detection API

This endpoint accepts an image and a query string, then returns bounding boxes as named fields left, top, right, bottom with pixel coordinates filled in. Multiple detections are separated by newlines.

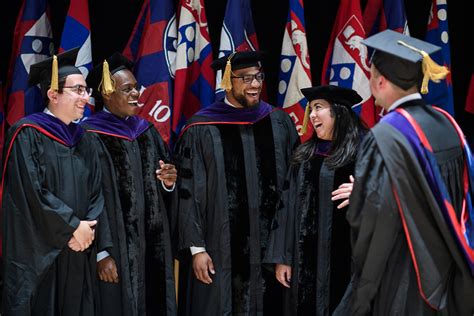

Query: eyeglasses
left=231, top=72, right=265, bottom=84
left=119, top=85, right=140, bottom=95
left=63, top=85, right=93, bottom=97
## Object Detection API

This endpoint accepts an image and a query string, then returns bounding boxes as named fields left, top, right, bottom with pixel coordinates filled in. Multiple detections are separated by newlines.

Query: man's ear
left=47, top=89, right=58, bottom=104
left=102, top=92, right=112, bottom=103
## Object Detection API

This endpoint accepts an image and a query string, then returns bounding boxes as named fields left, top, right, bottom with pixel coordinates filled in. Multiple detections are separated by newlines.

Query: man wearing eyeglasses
left=1, top=48, right=106, bottom=315
left=82, top=52, right=177, bottom=315
left=175, top=51, right=299, bottom=315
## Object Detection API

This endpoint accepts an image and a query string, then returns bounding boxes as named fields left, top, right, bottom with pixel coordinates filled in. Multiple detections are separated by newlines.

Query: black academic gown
left=83, top=121, right=177, bottom=316
left=175, top=108, right=299, bottom=316
left=1, top=119, right=105, bottom=316
left=347, top=99, right=474, bottom=315
left=264, top=152, right=354, bottom=316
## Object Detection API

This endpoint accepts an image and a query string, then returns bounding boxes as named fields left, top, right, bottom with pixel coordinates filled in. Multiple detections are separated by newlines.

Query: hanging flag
left=123, top=0, right=177, bottom=143
left=363, top=0, right=409, bottom=36
left=321, top=0, right=376, bottom=127
left=6, top=0, right=54, bottom=126
left=465, top=74, right=474, bottom=114
left=277, top=0, right=312, bottom=142
left=359, top=0, right=409, bottom=123
left=215, top=0, right=260, bottom=100
left=424, top=0, right=454, bottom=115
left=59, top=0, right=93, bottom=116
left=173, top=0, right=214, bottom=139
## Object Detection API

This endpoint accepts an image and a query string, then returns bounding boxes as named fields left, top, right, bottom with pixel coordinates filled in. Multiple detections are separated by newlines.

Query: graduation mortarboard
left=86, top=52, right=134, bottom=96
left=362, top=29, right=449, bottom=94
left=211, top=51, right=264, bottom=91
left=300, top=85, right=362, bottom=134
left=28, top=47, right=81, bottom=93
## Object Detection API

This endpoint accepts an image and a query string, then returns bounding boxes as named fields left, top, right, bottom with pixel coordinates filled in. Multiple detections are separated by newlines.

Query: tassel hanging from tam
left=50, top=55, right=59, bottom=91
left=301, top=102, right=311, bottom=134
left=220, top=52, right=236, bottom=91
left=100, top=60, right=115, bottom=95
left=397, top=40, right=450, bottom=94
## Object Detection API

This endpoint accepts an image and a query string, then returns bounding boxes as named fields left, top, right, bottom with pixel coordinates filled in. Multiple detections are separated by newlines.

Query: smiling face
left=104, top=69, right=140, bottom=118
left=227, top=66, right=262, bottom=108
left=49, top=74, right=89, bottom=124
left=309, top=98, right=335, bottom=141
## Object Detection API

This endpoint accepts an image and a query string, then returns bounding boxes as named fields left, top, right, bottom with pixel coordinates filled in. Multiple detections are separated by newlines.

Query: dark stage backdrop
left=1, top=0, right=472, bottom=139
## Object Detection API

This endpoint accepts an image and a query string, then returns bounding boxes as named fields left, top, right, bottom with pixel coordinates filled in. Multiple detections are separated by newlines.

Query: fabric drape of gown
left=347, top=100, right=474, bottom=315
left=175, top=109, right=299, bottom=316
left=2, top=119, right=105, bottom=316
left=84, top=121, right=177, bottom=316
left=264, top=150, right=354, bottom=316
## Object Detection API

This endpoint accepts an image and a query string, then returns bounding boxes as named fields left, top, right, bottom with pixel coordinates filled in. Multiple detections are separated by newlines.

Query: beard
left=232, top=91, right=260, bottom=108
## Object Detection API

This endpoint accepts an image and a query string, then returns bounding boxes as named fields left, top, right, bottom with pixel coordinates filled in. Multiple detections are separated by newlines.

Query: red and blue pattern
left=123, top=0, right=177, bottom=143
left=363, top=0, right=409, bottom=36
left=215, top=0, right=260, bottom=100
left=59, top=0, right=93, bottom=116
left=424, top=0, right=454, bottom=116
left=321, top=0, right=376, bottom=127
left=277, top=0, right=312, bottom=142
left=173, top=0, right=215, bottom=140
left=6, top=0, right=54, bottom=126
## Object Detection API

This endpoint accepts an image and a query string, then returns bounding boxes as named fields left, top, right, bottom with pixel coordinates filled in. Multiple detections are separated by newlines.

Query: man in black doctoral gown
left=347, top=30, right=474, bottom=315
left=175, top=51, right=299, bottom=315
left=83, top=52, right=177, bottom=315
left=1, top=48, right=106, bottom=315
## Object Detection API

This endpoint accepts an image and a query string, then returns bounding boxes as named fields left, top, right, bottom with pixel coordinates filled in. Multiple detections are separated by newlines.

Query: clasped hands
left=68, top=220, right=97, bottom=252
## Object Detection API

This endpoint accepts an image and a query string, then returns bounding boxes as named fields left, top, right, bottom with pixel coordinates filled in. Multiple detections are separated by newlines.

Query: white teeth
left=128, top=100, right=138, bottom=104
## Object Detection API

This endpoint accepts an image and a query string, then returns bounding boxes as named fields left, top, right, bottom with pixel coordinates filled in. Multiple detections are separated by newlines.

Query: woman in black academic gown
left=264, top=85, right=367, bottom=315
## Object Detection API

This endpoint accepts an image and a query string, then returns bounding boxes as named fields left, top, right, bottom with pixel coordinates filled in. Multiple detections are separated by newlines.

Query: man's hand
left=97, top=256, right=119, bottom=283
left=192, top=252, right=215, bottom=284
left=275, top=264, right=292, bottom=288
left=73, top=220, right=97, bottom=251
left=156, top=160, right=177, bottom=188
left=68, top=236, right=82, bottom=252
left=331, top=175, right=354, bottom=209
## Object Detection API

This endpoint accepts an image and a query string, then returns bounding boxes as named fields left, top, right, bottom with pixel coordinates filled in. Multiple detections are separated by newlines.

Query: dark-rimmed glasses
left=231, top=72, right=265, bottom=84
left=63, top=85, right=93, bottom=97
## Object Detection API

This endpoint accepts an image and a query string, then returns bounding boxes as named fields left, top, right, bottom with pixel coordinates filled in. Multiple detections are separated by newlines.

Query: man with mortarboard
left=1, top=48, right=106, bottom=315
left=347, top=30, right=474, bottom=315
left=82, top=52, right=177, bottom=315
left=174, top=51, right=299, bottom=315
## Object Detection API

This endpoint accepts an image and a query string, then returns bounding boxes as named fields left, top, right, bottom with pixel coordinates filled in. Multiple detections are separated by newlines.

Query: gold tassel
left=220, top=52, right=236, bottom=91
left=301, top=102, right=311, bottom=135
left=51, top=55, right=59, bottom=91
left=99, top=60, right=115, bottom=95
left=397, top=40, right=450, bottom=94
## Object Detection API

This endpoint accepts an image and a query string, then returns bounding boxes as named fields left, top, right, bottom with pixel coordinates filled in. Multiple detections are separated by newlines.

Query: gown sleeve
left=264, top=163, right=301, bottom=266
left=175, top=126, right=209, bottom=252
left=345, top=132, right=402, bottom=315
left=3, top=128, right=81, bottom=249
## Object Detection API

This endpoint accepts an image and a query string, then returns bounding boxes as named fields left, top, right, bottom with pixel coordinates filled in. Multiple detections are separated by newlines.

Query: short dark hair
left=292, top=102, right=367, bottom=169
left=43, top=76, right=67, bottom=106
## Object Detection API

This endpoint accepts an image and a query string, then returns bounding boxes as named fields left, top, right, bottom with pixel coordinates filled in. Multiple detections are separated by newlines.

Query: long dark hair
left=292, top=102, right=367, bottom=169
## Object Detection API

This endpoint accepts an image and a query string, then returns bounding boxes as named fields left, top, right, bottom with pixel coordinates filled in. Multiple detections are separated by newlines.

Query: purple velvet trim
left=194, top=101, right=273, bottom=123
left=82, top=111, right=150, bottom=141
left=313, top=140, right=332, bottom=157
left=26, top=112, right=84, bottom=147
